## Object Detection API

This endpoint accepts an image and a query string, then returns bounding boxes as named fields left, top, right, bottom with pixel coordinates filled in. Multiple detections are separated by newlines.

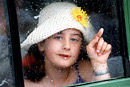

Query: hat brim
left=21, top=10, right=88, bottom=51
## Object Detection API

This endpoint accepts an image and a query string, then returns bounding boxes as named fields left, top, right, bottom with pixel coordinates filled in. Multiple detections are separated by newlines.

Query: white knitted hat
left=21, top=2, right=95, bottom=51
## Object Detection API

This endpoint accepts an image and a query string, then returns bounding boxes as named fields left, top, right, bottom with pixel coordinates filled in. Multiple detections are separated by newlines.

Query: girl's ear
left=37, top=42, right=44, bottom=52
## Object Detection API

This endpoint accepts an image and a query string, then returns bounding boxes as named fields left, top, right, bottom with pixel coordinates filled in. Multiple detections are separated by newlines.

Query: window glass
left=16, top=0, right=125, bottom=86
left=0, top=0, right=13, bottom=86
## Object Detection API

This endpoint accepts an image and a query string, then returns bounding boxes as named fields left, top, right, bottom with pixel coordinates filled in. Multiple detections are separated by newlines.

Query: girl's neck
left=43, top=62, right=75, bottom=86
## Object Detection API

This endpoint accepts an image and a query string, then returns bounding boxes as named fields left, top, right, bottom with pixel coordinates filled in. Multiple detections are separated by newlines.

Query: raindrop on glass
left=51, top=80, right=54, bottom=82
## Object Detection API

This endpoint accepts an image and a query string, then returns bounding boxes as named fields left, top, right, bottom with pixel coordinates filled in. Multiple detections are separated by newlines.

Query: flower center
left=77, top=15, right=82, bottom=21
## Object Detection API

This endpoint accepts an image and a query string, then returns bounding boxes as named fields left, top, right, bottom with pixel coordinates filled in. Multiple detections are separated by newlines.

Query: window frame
left=5, top=0, right=24, bottom=87
left=117, top=0, right=130, bottom=77
left=124, top=0, right=130, bottom=61
left=4, top=0, right=130, bottom=87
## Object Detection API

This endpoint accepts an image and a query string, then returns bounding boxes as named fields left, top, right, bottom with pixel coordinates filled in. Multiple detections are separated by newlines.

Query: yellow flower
left=72, top=7, right=88, bottom=28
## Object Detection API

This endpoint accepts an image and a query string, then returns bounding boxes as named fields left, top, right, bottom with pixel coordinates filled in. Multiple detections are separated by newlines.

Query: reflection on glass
left=16, top=0, right=124, bottom=86
left=0, top=0, right=12, bottom=86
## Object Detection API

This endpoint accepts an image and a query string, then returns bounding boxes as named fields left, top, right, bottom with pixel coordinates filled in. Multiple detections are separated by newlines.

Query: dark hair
left=23, top=44, right=45, bottom=82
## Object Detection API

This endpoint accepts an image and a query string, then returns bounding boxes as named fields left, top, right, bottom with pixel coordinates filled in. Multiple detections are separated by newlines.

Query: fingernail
left=97, top=50, right=100, bottom=53
left=101, top=28, right=104, bottom=32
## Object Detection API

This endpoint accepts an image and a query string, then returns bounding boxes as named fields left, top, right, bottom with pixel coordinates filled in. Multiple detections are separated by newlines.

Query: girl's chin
left=55, top=62, right=74, bottom=69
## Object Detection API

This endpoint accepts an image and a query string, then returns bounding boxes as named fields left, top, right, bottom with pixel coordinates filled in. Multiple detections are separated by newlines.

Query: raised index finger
left=87, top=28, right=104, bottom=47
left=96, top=28, right=104, bottom=38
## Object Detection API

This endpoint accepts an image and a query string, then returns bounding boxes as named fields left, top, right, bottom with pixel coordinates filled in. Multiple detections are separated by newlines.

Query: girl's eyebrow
left=56, top=31, right=82, bottom=37
left=72, top=33, right=82, bottom=38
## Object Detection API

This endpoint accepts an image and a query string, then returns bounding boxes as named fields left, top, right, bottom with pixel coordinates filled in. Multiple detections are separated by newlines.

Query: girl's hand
left=86, top=28, right=112, bottom=71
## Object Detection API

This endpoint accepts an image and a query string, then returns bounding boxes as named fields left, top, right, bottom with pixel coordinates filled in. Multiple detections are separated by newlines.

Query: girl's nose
left=63, top=39, right=71, bottom=51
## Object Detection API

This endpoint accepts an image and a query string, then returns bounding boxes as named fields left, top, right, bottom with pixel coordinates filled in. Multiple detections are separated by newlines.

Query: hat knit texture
left=21, top=2, right=94, bottom=51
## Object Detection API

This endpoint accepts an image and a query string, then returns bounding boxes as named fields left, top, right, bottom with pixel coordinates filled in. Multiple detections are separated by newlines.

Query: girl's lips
left=59, top=54, right=71, bottom=59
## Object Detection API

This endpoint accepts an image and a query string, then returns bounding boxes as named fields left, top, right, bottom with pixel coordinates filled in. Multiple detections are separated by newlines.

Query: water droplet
left=59, top=69, right=61, bottom=72
left=70, top=66, right=73, bottom=68
left=81, top=58, right=84, bottom=60
left=46, top=76, right=48, bottom=79
left=25, top=9, right=28, bottom=11
left=27, top=31, right=30, bottom=34
left=51, top=80, right=53, bottom=82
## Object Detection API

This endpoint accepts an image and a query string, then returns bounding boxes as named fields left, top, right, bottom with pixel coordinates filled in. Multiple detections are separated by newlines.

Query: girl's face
left=38, top=29, right=82, bottom=68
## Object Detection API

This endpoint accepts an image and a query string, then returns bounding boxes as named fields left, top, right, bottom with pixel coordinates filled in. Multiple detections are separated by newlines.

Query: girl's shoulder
left=77, top=59, right=94, bottom=82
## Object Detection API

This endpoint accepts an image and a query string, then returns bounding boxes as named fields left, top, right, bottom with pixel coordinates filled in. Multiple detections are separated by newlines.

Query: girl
left=21, top=2, right=112, bottom=87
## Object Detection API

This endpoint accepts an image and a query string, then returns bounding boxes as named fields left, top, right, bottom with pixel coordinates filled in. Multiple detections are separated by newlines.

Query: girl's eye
left=54, top=36, right=63, bottom=40
left=71, top=38, right=78, bottom=42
